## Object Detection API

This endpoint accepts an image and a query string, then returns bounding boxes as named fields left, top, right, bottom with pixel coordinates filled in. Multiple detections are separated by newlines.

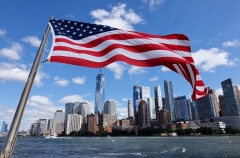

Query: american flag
left=47, top=19, right=208, bottom=100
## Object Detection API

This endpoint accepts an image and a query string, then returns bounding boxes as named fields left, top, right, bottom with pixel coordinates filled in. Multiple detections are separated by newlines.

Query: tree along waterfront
left=53, top=126, right=240, bottom=137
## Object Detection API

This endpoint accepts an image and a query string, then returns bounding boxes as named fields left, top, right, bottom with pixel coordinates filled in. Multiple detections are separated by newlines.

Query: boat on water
left=45, top=133, right=58, bottom=139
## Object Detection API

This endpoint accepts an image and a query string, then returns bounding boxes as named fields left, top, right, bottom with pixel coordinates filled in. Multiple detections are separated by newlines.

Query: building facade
left=174, top=96, right=189, bottom=121
left=138, top=100, right=150, bottom=128
left=147, top=97, right=156, bottom=119
left=157, top=108, right=171, bottom=125
left=52, top=110, right=64, bottom=134
left=195, top=89, right=219, bottom=122
left=36, top=119, right=47, bottom=135
left=154, top=85, right=163, bottom=114
left=128, top=100, right=133, bottom=118
left=221, top=78, right=240, bottom=116
left=164, top=80, right=175, bottom=121
left=133, top=85, right=150, bottom=115
left=66, top=114, right=82, bottom=135
left=95, top=73, right=105, bottom=114
left=87, top=114, right=98, bottom=133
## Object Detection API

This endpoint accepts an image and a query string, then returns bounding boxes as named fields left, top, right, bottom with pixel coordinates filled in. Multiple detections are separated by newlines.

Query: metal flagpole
left=0, top=16, right=53, bottom=158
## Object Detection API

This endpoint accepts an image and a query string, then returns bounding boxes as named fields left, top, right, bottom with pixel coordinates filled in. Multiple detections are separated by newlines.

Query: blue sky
left=0, top=0, right=239, bottom=131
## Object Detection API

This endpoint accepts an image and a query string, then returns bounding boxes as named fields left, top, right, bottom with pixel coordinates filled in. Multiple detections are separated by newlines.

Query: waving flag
left=47, top=19, right=208, bottom=100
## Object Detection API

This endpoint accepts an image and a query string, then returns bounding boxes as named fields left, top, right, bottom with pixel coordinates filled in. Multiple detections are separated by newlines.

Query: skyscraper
left=221, top=78, right=240, bottom=116
left=133, top=85, right=141, bottom=115
left=95, top=73, right=105, bottom=114
left=138, top=100, right=150, bottom=128
left=104, top=100, right=116, bottom=115
left=154, top=85, right=163, bottom=114
left=103, top=100, right=117, bottom=124
left=65, top=103, right=74, bottom=131
left=78, top=101, right=91, bottom=118
left=128, top=100, right=133, bottom=118
left=219, top=95, right=227, bottom=116
left=1, top=121, right=6, bottom=133
left=195, top=89, right=219, bottom=121
left=164, top=80, right=175, bottom=121
left=36, top=119, right=47, bottom=135
left=133, top=85, right=150, bottom=115
left=66, top=114, right=82, bottom=135
left=174, top=96, right=189, bottom=121
left=73, top=102, right=81, bottom=114
left=52, top=110, right=64, bottom=134
left=147, top=97, right=156, bottom=119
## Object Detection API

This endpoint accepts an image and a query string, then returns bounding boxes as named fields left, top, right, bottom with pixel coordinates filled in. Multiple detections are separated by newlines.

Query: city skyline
left=0, top=1, right=240, bottom=131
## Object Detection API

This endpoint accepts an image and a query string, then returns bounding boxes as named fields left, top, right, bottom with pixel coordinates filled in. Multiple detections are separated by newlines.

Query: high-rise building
left=190, top=100, right=198, bottom=119
left=95, top=73, right=105, bottom=114
left=133, top=85, right=141, bottom=115
left=103, top=100, right=117, bottom=124
left=66, top=114, right=82, bottom=135
left=73, top=102, right=81, bottom=114
left=138, top=100, right=150, bottom=128
left=195, top=89, right=219, bottom=121
left=133, top=85, right=150, bottom=115
left=78, top=101, right=91, bottom=118
left=52, top=110, right=64, bottom=134
left=154, top=85, right=163, bottom=115
left=65, top=103, right=74, bottom=131
left=221, top=78, right=240, bottom=116
left=30, top=123, right=37, bottom=135
left=174, top=96, right=189, bottom=121
left=104, top=100, right=116, bottom=115
left=219, top=95, right=227, bottom=116
left=164, top=80, right=175, bottom=121
left=87, top=114, right=98, bottom=133
left=128, top=100, right=133, bottom=118
left=186, top=99, right=193, bottom=120
left=157, top=108, right=170, bottom=125
left=1, top=121, right=5, bottom=133
left=36, top=119, right=47, bottom=135
left=147, top=97, right=156, bottom=119
left=47, top=118, right=54, bottom=132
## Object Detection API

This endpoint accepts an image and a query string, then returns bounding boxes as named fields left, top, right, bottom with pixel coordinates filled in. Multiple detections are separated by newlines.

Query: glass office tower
left=95, top=73, right=105, bottom=114
left=154, top=85, right=163, bottom=114
left=221, top=78, right=240, bottom=116
left=164, top=80, right=175, bottom=121
left=133, top=85, right=150, bottom=115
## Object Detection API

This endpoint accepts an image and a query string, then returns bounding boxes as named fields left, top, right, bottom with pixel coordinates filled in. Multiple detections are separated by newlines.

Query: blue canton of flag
left=49, top=19, right=117, bottom=40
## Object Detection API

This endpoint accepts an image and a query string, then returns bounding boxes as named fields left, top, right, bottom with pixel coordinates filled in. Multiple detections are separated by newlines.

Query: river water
left=0, top=136, right=240, bottom=157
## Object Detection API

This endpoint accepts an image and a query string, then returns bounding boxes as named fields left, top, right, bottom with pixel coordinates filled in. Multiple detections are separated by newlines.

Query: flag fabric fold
left=47, top=19, right=208, bottom=100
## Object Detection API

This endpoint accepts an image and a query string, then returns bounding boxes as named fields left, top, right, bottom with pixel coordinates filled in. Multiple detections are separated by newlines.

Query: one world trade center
left=95, top=72, right=105, bottom=114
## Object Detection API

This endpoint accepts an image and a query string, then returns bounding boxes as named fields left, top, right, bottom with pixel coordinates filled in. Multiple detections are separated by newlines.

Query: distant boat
left=45, top=133, right=58, bottom=139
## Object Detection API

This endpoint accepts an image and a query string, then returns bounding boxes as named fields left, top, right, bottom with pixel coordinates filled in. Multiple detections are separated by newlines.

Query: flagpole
left=0, top=16, right=54, bottom=158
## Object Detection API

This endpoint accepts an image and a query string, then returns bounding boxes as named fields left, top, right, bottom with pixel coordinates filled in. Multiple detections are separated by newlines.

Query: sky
left=0, top=0, right=240, bottom=131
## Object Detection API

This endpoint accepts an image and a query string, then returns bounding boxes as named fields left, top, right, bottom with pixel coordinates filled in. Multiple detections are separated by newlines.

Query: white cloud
left=0, top=28, right=7, bottom=36
left=215, top=88, right=223, bottom=97
left=149, top=77, right=158, bottom=82
left=128, top=66, right=147, bottom=75
left=21, top=36, right=41, bottom=47
left=116, top=107, right=128, bottom=119
left=161, top=66, right=171, bottom=72
left=142, top=0, right=165, bottom=11
left=106, top=62, right=126, bottom=79
left=58, top=95, right=84, bottom=104
left=90, top=3, right=143, bottom=31
left=0, top=62, right=48, bottom=86
left=122, top=98, right=131, bottom=102
left=54, top=77, right=69, bottom=87
left=27, top=95, right=53, bottom=107
left=0, top=42, right=22, bottom=60
left=222, top=39, right=240, bottom=47
left=192, top=48, right=236, bottom=72
left=72, top=76, right=86, bottom=84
